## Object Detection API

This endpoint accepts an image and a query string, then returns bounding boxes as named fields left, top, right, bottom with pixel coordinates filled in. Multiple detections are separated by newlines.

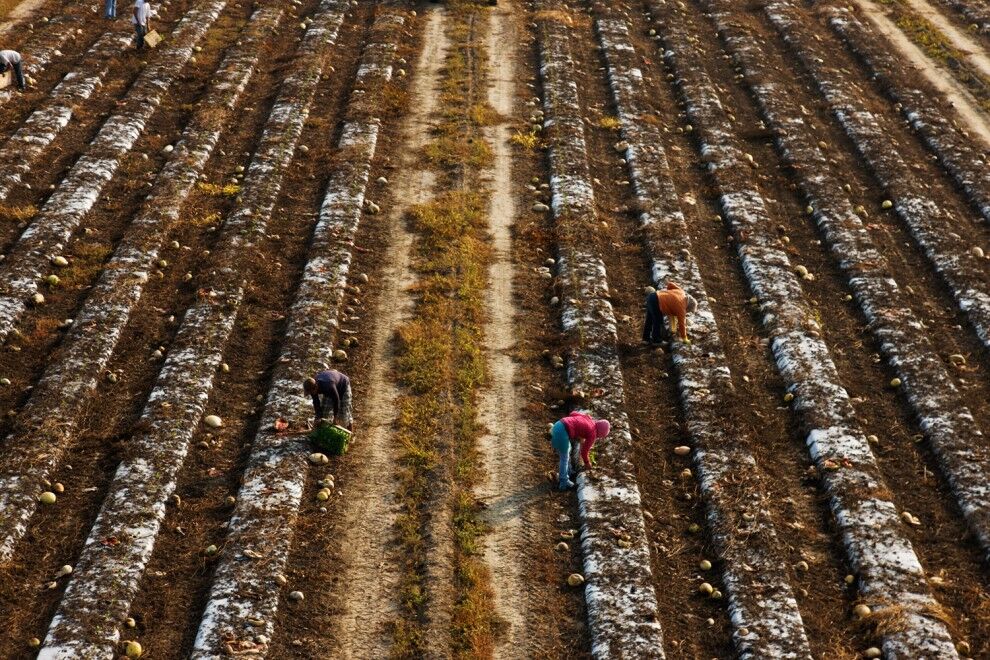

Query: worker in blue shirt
left=303, top=369, right=352, bottom=429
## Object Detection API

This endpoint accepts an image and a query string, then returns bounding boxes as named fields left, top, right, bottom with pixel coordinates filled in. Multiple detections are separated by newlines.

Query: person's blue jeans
left=135, top=24, right=147, bottom=49
left=551, top=421, right=574, bottom=490
left=104, top=0, right=116, bottom=18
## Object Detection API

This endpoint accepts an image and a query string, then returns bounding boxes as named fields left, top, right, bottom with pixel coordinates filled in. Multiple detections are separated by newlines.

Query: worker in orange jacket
left=643, top=282, right=697, bottom=344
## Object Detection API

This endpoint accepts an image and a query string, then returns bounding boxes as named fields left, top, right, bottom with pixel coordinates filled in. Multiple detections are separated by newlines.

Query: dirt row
left=3, top=0, right=990, bottom=655
left=2, top=0, right=580, bottom=656
left=0, top=0, right=377, bottom=656
left=524, top=0, right=990, bottom=656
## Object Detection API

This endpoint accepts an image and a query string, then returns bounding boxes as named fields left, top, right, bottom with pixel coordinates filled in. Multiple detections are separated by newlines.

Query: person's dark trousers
left=12, top=62, right=25, bottom=90
left=642, top=292, right=662, bottom=343
left=135, top=24, right=146, bottom=49
left=105, top=0, right=116, bottom=18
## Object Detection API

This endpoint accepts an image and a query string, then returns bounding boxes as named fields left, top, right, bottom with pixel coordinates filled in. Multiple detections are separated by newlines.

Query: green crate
left=310, top=424, right=351, bottom=456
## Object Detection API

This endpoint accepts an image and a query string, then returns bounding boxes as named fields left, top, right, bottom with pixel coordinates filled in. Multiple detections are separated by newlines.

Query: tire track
left=318, top=9, right=441, bottom=659
left=476, top=2, right=534, bottom=656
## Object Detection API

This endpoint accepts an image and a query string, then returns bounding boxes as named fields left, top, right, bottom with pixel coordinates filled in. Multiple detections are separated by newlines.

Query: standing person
left=303, top=369, right=353, bottom=430
left=0, top=50, right=26, bottom=91
left=133, top=0, right=151, bottom=50
left=550, top=410, right=611, bottom=491
left=105, top=0, right=117, bottom=20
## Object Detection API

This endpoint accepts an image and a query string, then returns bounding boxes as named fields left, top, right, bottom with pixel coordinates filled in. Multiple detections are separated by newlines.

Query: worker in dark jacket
left=0, top=50, right=26, bottom=91
left=303, top=369, right=352, bottom=429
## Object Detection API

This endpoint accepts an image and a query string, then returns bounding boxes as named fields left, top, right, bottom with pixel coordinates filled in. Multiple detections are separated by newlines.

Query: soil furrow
left=189, top=9, right=406, bottom=656
left=0, top=0, right=184, bottom=136
left=30, top=9, right=327, bottom=657
left=826, top=6, right=990, bottom=220
left=589, top=5, right=817, bottom=656
left=265, top=8, right=431, bottom=659
left=0, top=0, right=229, bottom=348
left=0, top=0, right=259, bottom=565
left=0, top=1, right=321, bottom=649
left=0, top=30, right=136, bottom=204
left=649, top=0, right=960, bottom=654
left=0, top=0, right=279, bottom=440
left=114, top=7, right=371, bottom=655
left=533, top=3, right=666, bottom=656
left=598, top=6, right=862, bottom=653
left=0, top=19, right=84, bottom=107
left=758, top=0, right=990, bottom=565
left=763, top=1, right=990, bottom=354
left=692, top=0, right=985, bottom=648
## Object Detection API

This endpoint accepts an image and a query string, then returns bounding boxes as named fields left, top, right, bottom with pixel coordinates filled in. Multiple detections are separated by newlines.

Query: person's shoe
left=559, top=480, right=576, bottom=491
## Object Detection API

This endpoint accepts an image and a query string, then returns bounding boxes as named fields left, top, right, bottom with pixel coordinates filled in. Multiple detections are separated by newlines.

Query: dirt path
left=852, top=0, right=990, bottom=147
left=476, top=1, right=532, bottom=657
left=326, top=10, right=447, bottom=659
left=900, top=0, right=990, bottom=77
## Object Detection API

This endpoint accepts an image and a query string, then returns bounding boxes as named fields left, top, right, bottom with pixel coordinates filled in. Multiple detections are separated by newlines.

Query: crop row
left=760, top=0, right=990, bottom=564
left=534, top=7, right=665, bottom=657
left=0, top=0, right=234, bottom=563
left=649, top=0, right=960, bottom=654
left=764, top=0, right=990, bottom=353
left=43, top=0, right=349, bottom=642
left=0, top=30, right=135, bottom=203
left=826, top=8, right=990, bottom=227
left=592, top=7, right=813, bottom=657
left=0, top=0, right=228, bottom=346
left=32, top=7, right=288, bottom=657
left=191, top=9, right=406, bottom=656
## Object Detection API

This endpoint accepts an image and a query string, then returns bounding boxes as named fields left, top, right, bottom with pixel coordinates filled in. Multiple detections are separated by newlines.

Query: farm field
left=0, top=0, right=989, bottom=657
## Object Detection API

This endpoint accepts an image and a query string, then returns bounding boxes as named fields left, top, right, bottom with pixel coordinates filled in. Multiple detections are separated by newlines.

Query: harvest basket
left=310, top=424, right=351, bottom=456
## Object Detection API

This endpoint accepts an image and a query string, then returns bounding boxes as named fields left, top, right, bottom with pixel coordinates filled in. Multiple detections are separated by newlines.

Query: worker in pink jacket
left=550, top=411, right=611, bottom=491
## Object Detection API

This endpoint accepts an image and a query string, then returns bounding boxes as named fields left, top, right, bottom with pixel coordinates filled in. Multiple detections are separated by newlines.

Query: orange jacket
left=654, top=283, right=688, bottom=340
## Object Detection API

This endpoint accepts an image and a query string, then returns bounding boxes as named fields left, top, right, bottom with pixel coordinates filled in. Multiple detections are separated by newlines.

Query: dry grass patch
left=186, top=210, right=222, bottom=227
left=392, top=192, right=498, bottom=657
left=196, top=181, right=241, bottom=196
left=889, top=5, right=990, bottom=111
left=24, top=316, right=64, bottom=346
left=424, top=136, right=494, bottom=169
left=598, top=115, right=621, bottom=130
left=509, top=129, right=540, bottom=150
left=60, top=242, right=112, bottom=287
left=532, top=9, right=591, bottom=29
left=0, top=204, right=37, bottom=222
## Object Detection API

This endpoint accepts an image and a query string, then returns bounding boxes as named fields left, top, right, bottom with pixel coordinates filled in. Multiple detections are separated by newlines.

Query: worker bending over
left=0, top=50, right=26, bottom=91
left=303, top=369, right=353, bottom=430
left=643, top=282, right=697, bottom=344
left=550, top=410, right=611, bottom=491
